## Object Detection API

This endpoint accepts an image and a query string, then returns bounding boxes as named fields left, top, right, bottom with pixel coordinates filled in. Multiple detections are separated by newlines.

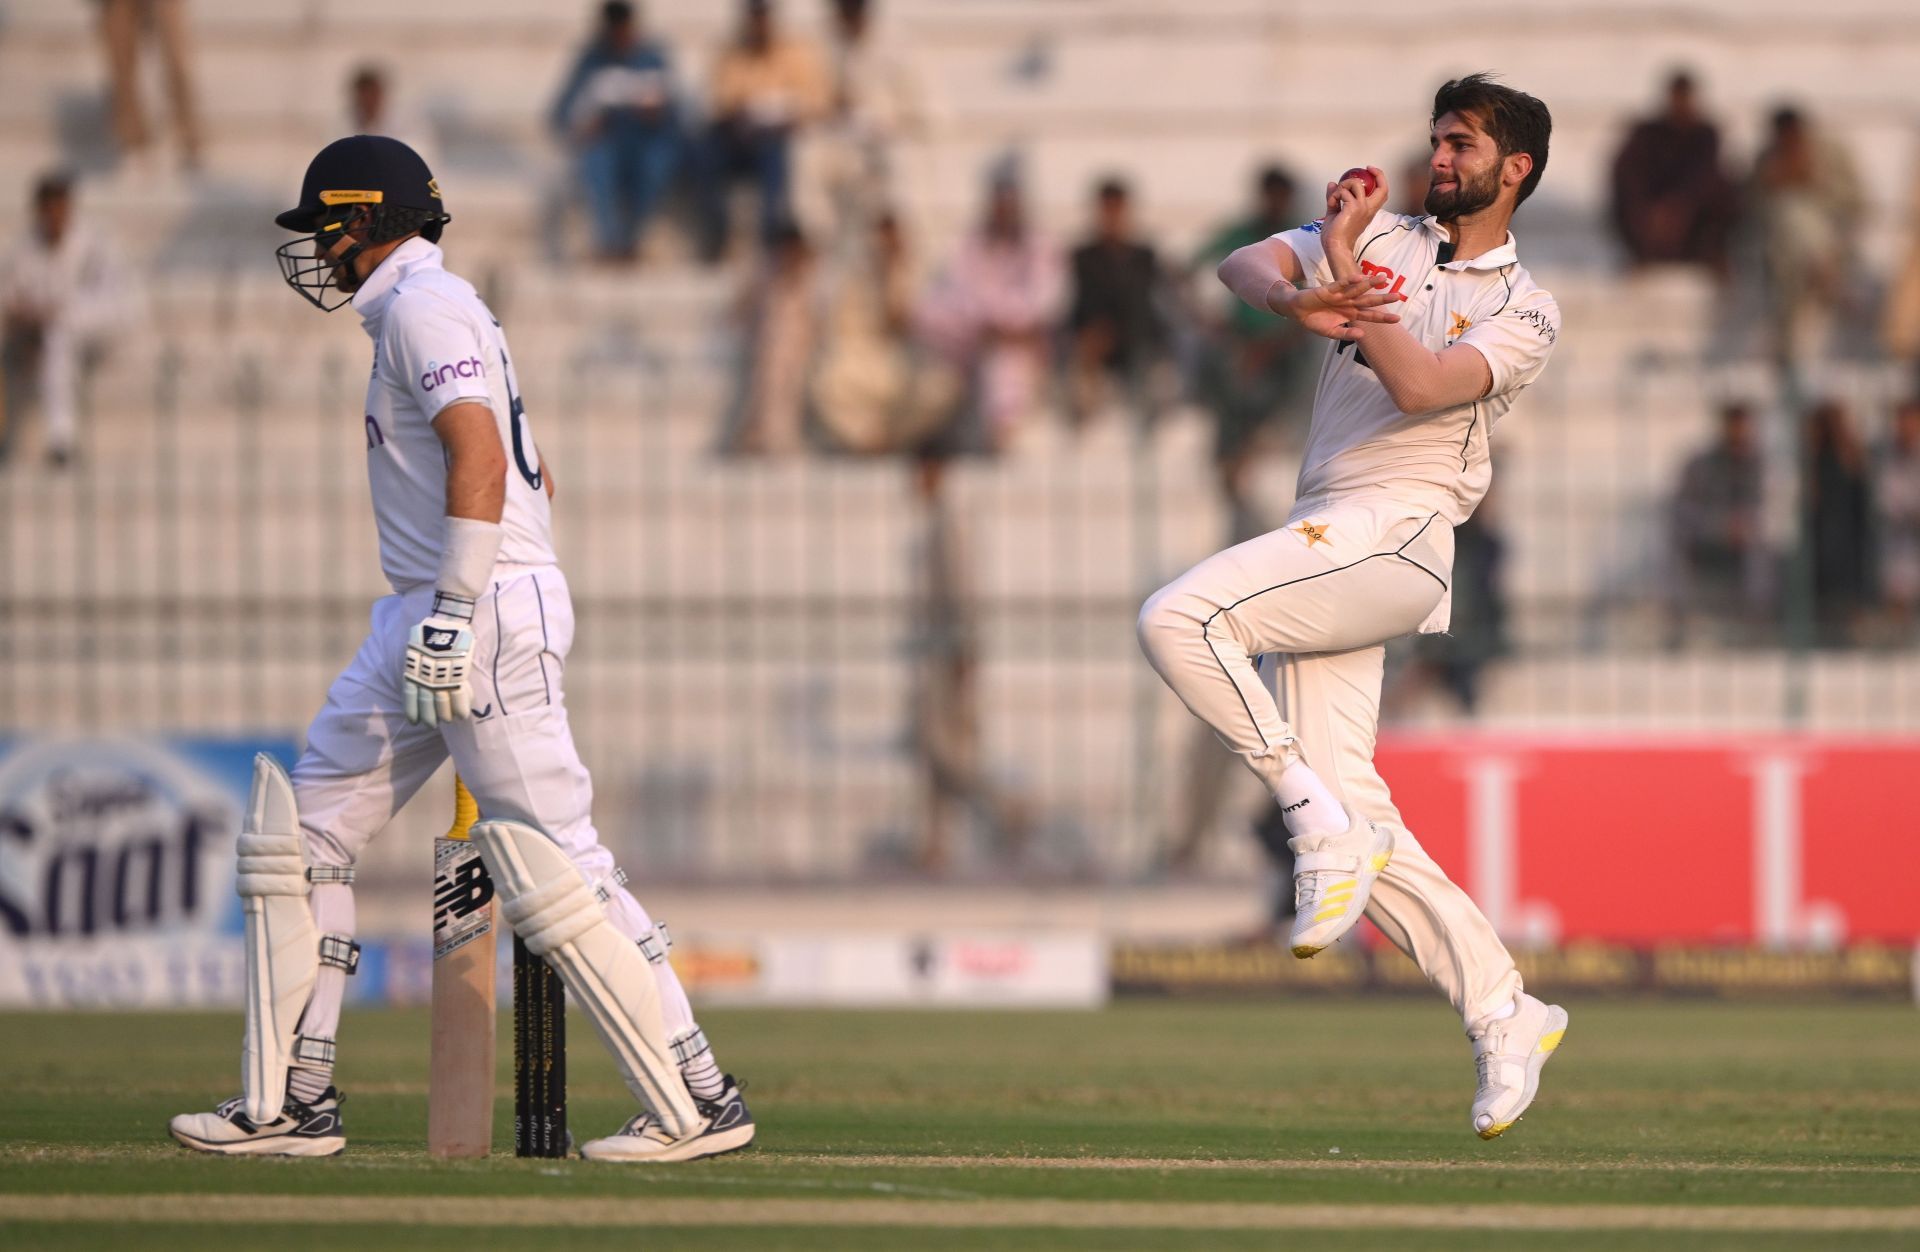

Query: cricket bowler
left=1137, top=75, right=1567, bottom=1139
left=169, top=135, right=754, bottom=1161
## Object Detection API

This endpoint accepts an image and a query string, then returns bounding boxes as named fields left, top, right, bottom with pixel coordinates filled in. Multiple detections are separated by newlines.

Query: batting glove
left=403, top=608, right=475, bottom=727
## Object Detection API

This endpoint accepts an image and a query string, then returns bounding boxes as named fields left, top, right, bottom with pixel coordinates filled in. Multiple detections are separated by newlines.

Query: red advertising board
left=1372, top=735, right=1919, bottom=947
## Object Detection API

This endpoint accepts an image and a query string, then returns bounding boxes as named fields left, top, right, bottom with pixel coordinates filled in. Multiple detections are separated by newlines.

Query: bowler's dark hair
left=1431, top=73, right=1552, bottom=206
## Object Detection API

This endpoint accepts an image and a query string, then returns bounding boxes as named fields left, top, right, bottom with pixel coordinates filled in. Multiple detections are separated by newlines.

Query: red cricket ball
left=1338, top=167, right=1380, bottom=196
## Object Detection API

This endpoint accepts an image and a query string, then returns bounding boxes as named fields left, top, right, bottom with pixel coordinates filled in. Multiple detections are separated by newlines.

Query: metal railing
left=2, top=326, right=1916, bottom=884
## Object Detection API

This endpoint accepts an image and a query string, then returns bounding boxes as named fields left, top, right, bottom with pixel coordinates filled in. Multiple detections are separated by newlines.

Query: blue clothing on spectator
left=551, top=36, right=682, bottom=257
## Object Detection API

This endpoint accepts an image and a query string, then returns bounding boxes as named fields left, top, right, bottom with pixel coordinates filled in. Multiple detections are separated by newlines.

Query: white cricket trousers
left=1137, top=500, right=1523, bottom=1026
left=287, top=566, right=698, bottom=1061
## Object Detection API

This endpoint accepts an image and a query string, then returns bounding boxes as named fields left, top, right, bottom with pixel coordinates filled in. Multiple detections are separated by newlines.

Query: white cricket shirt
left=352, top=238, right=557, bottom=593
left=1275, top=211, right=1559, bottom=526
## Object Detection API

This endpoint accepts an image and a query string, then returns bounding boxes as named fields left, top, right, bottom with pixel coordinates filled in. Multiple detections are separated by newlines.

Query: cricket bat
left=429, top=775, right=497, bottom=1158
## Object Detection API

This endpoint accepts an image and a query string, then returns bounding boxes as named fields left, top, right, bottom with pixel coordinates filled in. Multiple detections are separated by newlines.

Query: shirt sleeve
left=383, top=291, right=495, bottom=421
left=1457, top=285, right=1560, bottom=398
left=1271, top=221, right=1334, bottom=288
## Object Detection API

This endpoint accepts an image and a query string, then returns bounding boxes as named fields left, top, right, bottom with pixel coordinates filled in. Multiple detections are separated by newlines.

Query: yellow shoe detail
left=1312, top=906, right=1348, bottom=922
left=1478, top=1120, right=1515, bottom=1141
left=1291, top=944, right=1321, bottom=959
left=1369, top=851, right=1392, bottom=872
left=1538, top=1029, right=1564, bottom=1053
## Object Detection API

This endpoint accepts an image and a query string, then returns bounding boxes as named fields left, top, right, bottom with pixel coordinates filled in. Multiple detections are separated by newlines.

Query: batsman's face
left=1425, top=111, right=1506, bottom=220
left=316, top=216, right=368, bottom=292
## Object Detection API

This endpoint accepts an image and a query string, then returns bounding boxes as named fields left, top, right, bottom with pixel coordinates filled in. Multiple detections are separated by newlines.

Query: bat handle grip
left=445, top=775, right=479, bottom=842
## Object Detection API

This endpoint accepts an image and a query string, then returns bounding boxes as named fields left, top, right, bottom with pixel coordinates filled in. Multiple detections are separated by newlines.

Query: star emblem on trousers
left=1293, top=521, right=1330, bottom=547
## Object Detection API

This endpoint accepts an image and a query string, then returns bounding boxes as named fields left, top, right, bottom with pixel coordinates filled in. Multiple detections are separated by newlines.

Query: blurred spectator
left=1669, top=402, right=1773, bottom=641
left=812, top=210, right=956, bottom=453
left=1748, top=106, right=1863, bottom=364
left=696, top=0, right=831, bottom=262
left=721, top=221, right=821, bottom=455
left=1161, top=166, right=1315, bottom=875
left=914, top=166, right=1063, bottom=451
left=1, top=174, right=126, bottom=468
left=1882, top=159, right=1920, bottom=390
left=907, top=447, right=1034, bottom=874
left=813, top=0, right=927, bottom=248
left=1873, top=399, right=1920, bottom=636
left=1065, top=177, right=1167, bottom=419
left=1187, top=164, right=1314, bottom=475
left=99, top=0, right=201, bottom=173
left=1395, top=151, right=1432, bottom=217
left=1391, top=489, right=1512, bottom=715
left=1608, top=71, right=1736, bottom=273
left=551, top=2, right=683, bottom=264
left=1804, top=399, right=1875, bottom=645
left=1158, top=449, right=1278, bottom=877
left=346, top=64, right=434, bottom=166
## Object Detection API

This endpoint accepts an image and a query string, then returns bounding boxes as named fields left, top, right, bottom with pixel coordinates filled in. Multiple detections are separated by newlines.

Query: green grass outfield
left=2, top=1001, right=1916, bottom=1250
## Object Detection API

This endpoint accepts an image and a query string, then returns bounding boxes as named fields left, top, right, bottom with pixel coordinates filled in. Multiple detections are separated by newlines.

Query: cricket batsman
left=169, top=135, right=753, bottom=1160
left=1137, top=75, right=1567, bottom=1139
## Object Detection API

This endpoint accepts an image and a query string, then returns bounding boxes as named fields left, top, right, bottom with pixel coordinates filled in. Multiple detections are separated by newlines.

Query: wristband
left=434, top=516, right=503, bottom=620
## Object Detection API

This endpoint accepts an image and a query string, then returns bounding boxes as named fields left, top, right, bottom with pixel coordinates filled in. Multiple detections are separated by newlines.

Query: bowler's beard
left=1424, top=162, right=1501, bottom=221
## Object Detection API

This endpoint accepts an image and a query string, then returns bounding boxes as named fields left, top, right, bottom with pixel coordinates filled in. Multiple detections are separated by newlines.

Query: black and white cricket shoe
left=169, top=1088, right=346, bottom=1157
left=579, top=1076, right=756, bottom=1162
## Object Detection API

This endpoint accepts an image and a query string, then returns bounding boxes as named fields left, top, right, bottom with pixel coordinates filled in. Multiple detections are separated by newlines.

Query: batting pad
left=238, top=754, right=318, bottom=1124
left=473, top=819, right=702, bottom=1138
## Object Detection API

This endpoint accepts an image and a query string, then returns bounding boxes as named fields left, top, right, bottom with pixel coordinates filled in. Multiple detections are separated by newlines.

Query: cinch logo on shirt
left=421, top=357, right=486, bottom=391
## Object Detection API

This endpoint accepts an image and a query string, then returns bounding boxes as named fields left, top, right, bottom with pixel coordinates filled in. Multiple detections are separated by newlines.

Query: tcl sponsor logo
left=421, top=357, right=485, bottom=391
left=1360, top=259, right=1410, bottom=301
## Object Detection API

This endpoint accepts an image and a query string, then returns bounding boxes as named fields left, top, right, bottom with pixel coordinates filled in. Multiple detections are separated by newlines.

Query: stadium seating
left=1, top=0, right=1916, bottom=884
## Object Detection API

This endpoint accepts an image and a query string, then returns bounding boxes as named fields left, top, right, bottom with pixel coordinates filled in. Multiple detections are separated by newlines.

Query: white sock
left=607, top=889, right=725, bottom=1101
left=673, top=1028, right=728, bottom=1102
left=286, top=1050, right=334, bottom=1105
left=1275, top=759, right=1350, bottom=840
left=286, top=881, right=355, bottom=1106
left=1484, top=996, right=1520, bottom=1023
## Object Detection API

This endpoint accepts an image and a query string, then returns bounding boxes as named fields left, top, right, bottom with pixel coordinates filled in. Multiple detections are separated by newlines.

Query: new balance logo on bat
left=434, top=856, right=495, bottom=924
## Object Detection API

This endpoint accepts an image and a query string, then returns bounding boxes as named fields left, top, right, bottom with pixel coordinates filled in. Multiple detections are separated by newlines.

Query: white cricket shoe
left=170, top=1088, right=346, bottom=1157
left=579, top=1075, right=756, bottom=1163
left=1469, top=994, right=1569, bottom=1140
left=1287, top=816, right=1393, bottom=958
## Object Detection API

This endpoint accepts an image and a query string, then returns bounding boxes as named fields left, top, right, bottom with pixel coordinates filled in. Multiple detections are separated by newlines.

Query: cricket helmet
left=274, top=135, right=450, bottom=311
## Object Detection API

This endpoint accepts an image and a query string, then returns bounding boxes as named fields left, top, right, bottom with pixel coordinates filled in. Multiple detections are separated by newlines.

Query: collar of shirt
left=1416, top=215, right=1519, bottom=271
left=352, top=236, right=444, bottom=334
